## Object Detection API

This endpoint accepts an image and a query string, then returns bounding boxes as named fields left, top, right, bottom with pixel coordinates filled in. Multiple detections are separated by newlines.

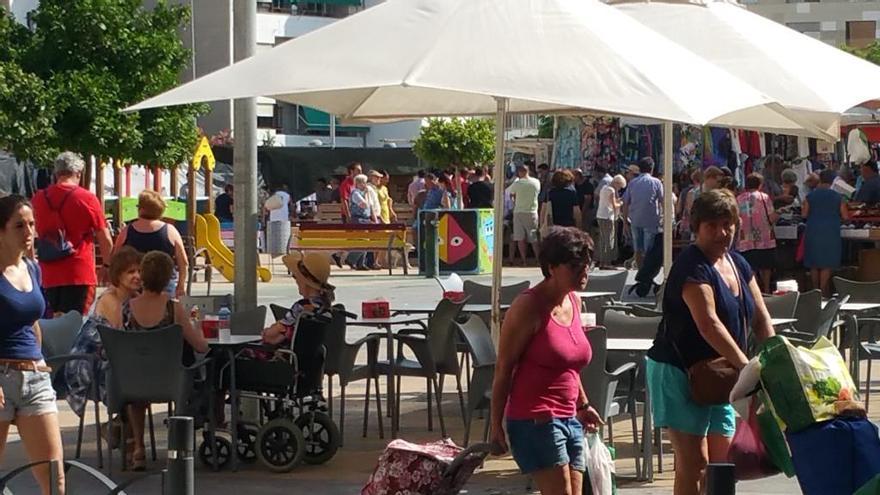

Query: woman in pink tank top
left=491, top=226, right=602, bottom=495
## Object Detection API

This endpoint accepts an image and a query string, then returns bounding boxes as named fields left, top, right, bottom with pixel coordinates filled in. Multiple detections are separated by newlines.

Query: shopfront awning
left=301, top=106, right=368, bottom=132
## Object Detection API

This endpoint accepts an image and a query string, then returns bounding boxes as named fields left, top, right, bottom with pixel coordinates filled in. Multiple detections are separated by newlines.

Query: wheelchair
left=196, top=310, right=342, bottom=472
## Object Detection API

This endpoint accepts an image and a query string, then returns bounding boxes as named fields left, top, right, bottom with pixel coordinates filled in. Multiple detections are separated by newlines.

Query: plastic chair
left=322, top=304, right=384, bottom=445
left=40, top=312, right=103, bottom=467
left=763, top=292, right=799, bottom=320
left=597, top=304, right=661, bottom=325
left=230, top=305, right=267, bottom=336
left=586, top=271, right=628, bottom=300
left=793, top=289, right=823, bottom=335
left=580, top=327, right=639, bottom=474
left=180, top=294, right=233, bottom=316
left=97, top=324, right=205, bottom=474
left=269, top=303, right=288, bottom=322
left=455, top=316, right=496, bottom=447
left=461, top=280, right=530, bottom=305
left=377, top=298, right=469, bottom=438
left=834, top=277, right=880, bottom=304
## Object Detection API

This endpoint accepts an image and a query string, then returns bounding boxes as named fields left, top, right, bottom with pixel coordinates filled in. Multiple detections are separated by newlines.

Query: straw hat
left=282, top=252, right=334, bottom=292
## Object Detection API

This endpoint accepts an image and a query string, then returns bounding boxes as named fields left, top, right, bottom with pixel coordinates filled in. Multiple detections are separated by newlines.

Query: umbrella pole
left=663, top=122, right=674, bottom=277
left=490, top=97, right=509, bottom=345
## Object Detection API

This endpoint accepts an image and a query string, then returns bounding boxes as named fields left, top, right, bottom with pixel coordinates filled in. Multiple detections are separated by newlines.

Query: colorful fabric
left=349, top=188, right=372, bottom=220
left=64, top=312, right=110, bottom=417
left=736, top=191, right=777, bottom=251
left=362, top=439, right=485, bottom=495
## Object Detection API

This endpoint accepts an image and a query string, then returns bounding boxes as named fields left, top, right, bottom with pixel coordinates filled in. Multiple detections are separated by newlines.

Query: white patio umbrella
left=127, top=0, right=829, bottom=342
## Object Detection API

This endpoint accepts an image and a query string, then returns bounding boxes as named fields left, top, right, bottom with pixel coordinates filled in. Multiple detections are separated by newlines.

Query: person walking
left=0, top=195, right=65, bottom=494
left=491, top=227, right=602, bottom=495
left=596, top=175, right=626, bottom=269
left=543, top=170, right=581, bottom=228
left=646, top=189, right=775, bottom=495
left=339, top=162, right=363, bottom=222
left=264, top=184, right=292, bottom=262
left=803, top=169, right=849, bottom=296
left=736, top=174, right=778, bottom=293
left=214, top=184, right=234, bottom=222
left=508, top=164, right=542, bottom=266
left=622, top=157, right=664, bottom=269
left=467, top=168, right=494, bottom=209
left=113, top=190, right=188, bottom=298
left=346, top=174, right=375, bottom=270
left=33, top=151, right=113, bottom=315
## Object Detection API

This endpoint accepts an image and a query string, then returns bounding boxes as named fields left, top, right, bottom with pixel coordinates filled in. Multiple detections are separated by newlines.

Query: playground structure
left=98, top=136, right=271, bottom=290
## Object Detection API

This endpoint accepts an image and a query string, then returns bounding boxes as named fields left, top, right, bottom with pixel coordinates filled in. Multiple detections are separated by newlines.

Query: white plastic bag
left=586, top=433, right=615, bottom=495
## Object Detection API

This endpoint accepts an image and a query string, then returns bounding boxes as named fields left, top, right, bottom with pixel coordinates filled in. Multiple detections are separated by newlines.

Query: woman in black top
left=113, top=190, right=188, bottom=298
left=542, top=170, right=582, bottom=228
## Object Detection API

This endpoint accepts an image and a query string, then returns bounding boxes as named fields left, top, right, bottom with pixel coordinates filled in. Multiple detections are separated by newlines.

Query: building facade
left=744, top=0, right=880, bottom=48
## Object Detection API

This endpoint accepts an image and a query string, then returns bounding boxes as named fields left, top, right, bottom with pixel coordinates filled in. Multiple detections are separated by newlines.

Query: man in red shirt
left=338, top=161, right=362, bottom=222
left=33, top=152, right=113, bottom=314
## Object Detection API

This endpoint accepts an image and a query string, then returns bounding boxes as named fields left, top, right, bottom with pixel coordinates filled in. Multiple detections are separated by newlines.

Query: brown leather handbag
left=680, top=254, right=748, bottom=406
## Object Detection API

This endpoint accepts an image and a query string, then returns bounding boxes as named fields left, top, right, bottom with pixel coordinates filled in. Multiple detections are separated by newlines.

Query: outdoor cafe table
left=606, top=337, right=655, bottom=482
left=205, top=335, right=262, bottom=471
left=347, top=314, right=429, bottom=438
left=575, top=291, right=617, bottom=300
left=390, top=303, right=510, bottom=315
left=771, top=318, right=798, bottom=327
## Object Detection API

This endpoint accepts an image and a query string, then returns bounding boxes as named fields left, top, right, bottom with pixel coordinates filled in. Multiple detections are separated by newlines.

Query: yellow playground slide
left=195, top=213, right=272, bottom=283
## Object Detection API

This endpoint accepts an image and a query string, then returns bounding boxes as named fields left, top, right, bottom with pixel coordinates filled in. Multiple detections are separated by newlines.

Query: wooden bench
left=292, top=223, right=410, bottom=275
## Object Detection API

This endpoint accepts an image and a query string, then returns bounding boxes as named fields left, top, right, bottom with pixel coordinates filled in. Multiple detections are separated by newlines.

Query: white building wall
left=6, top=0, right=37, bottom=24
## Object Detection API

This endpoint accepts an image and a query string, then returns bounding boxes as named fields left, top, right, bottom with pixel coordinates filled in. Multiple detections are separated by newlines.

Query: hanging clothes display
left=675, top=124, right=703, bottom=172
left=552, top=117, right=583, bottom=169
left=581, top=115, right=620, bottom=173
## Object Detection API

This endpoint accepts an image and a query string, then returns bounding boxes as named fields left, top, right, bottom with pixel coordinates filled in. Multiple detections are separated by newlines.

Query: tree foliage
left=842, top=41, right=880, bottom=65
left=0, top=1, right=205, bottom=167
left=412, top=118, right=495, bottom=169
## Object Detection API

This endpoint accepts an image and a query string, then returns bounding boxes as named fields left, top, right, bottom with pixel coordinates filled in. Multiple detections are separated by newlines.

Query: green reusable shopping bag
left=854, top=473, right=880, bottom=495
left=754, top=390, right=795, bottom=478
left=758, top=336, right=860, bottom=433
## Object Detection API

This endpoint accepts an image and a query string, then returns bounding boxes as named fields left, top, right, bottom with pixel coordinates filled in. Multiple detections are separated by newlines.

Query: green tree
left=842, top=41, right=880, bottom=65
left=24, top=0, right=205, bottom=166
left=412, top=117, right=495, bottom=169
left=0, top=9, right=57, bottom=165
left=538, top=115, right=554, bottom=139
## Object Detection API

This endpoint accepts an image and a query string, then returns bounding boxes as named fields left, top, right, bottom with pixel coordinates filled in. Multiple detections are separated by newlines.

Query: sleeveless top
left=0, top=259, right=46, bottom=360
left=122, top=299, right=194, bottom=366
left=505, top=290, right=592, bottom=420
left=124, top=223, right=175, bottom=258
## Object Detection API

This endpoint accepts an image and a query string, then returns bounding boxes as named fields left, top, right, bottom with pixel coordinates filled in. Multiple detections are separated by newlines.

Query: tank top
left=124, top=223, right=175, bottom=258
left=505, top=290, right=592, bottom=420
left=122, top=298, right=194, bottom=366
left=0, top=259, right=46, bottom=360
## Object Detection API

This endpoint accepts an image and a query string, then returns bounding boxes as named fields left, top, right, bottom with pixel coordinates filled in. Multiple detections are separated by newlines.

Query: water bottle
left=218, top=305, right=231, bottom=341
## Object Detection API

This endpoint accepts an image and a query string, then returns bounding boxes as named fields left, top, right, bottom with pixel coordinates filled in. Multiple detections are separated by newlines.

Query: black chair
left=97, top=324, right=206, bottom=473
left=455, top=316, right=496, bottom=447
left=461, top=280, right=530, bottom=305
left=269, top=303, right=288, bottom=322
left=793, top=289, right=823, bottom=336
left=40, top=311, right=103, bottom=467
left=230, top=305, right=267, bottom=336
left=180, top=294, right=233, bottom=316
left=377, top=298, right=469, bottom=438
left=319, top=305, right=384, bottom=445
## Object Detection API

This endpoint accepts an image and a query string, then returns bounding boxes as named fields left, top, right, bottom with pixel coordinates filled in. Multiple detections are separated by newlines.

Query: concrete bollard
left=705, top=463, right=736, bottom=495
left=164, top=416, right=195, bottom=495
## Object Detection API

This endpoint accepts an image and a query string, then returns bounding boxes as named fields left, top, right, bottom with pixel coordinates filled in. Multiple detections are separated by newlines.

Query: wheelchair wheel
left=295, top=411, right=341, bottom=465
left=236, top=423, right=259, bottom=463
left=198, top=436, right=233, bottom=470
left=255, top=418, right=306, bottom=473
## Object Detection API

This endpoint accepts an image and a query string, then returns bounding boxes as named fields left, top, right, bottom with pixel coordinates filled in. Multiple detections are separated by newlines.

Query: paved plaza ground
left=0, top=263, right=832, bottom=493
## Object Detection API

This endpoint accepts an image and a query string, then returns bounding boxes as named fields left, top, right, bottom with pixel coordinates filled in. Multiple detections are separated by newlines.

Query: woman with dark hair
left=647, top=189, right=775, bottom=495
left=490, top=227, right=602, bottom=495
left=736, top=173, right=778, bottom=293
left=118, top=251, right=208, bottom=470
left=803, top=169, right=849, bottom=296
left=0, top=195, right=64, bottom=494
left=542, top=169, right=581, bottom=228
left=113, top=189, right=187, bottom=298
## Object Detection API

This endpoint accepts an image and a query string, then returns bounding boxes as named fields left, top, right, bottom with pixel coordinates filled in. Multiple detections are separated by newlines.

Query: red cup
left=201, top=319, right=219, bottom=339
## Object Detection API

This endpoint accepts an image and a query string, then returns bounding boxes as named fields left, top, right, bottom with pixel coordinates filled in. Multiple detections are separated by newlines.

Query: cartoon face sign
left=438, top=213, right=476, bottom=265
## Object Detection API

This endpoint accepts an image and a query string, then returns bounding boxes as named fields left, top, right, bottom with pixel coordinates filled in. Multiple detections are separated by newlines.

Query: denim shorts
left=631, top=225, right=658, bottom=253
left=507, top=417, right=586, bottom=474
left=646, top=357, right=736, bottom=437
left=0, top=365, right=57, bottom=422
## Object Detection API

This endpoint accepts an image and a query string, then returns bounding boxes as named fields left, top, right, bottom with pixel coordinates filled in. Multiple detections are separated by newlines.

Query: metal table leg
left=227, top=348, right=240, bottom=472
left=386, top=324, right=397, bottom=438
left=641, top=355, right=654, bottom=482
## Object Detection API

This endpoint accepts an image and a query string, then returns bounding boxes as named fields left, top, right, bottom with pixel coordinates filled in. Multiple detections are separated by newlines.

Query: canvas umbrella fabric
left=127, top=0, right=830, bottom=344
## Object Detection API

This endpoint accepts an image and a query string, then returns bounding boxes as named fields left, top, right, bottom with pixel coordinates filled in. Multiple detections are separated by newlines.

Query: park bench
left=292, top=222, right=411, bottom=275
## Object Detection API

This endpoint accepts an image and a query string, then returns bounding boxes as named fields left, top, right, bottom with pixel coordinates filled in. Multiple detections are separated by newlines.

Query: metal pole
left=663, top=122, right=674, bottom=277
left=233, top=0, right=258, bottom=311
left=164, top=417, right=195, bottom=495
left=330, top=115, right=337, bottom=149
left=490, top=97, right=508, bottom=345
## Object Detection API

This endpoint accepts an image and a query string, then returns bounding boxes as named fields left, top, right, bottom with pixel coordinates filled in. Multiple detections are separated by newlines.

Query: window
left=257, top=116, right=275, bottom=129
left=847, top=20, right=876, bottom=49
left=785, top=22, right=821, bottom=34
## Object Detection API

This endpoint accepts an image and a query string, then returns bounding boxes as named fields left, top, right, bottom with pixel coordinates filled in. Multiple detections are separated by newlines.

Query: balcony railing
left=257, top=0, right=365, bottom=18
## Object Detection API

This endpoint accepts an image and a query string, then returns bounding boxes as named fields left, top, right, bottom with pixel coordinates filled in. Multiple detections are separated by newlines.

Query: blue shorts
left=631, top=226, right=658, bottom=253
left=506, top=417, right=586, bottom=474
left=646, top=357, right=736, bottom=437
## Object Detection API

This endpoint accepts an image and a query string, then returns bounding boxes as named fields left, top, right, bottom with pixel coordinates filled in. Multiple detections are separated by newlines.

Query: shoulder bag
left=35, top=188, right=77, bottom=261
left=677, top=254, right=748, bottom=406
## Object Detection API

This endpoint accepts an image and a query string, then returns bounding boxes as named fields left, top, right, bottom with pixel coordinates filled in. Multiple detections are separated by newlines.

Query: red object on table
left=443, top=291, right=467, bottom=302
left=201, top=318, right=219, bottom=338
left=362, top=300, right=390, bottom=319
